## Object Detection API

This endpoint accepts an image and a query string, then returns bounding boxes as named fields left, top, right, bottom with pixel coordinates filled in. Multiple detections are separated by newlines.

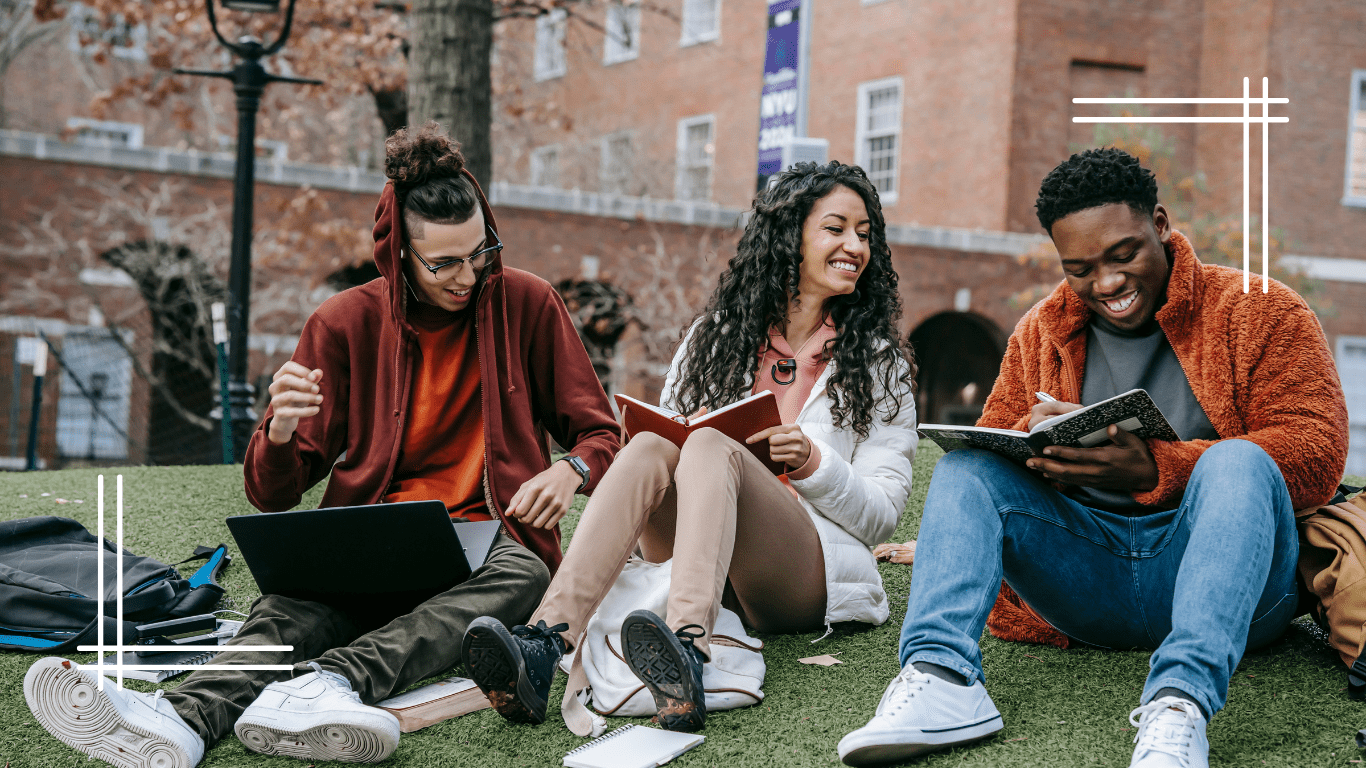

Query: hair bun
left=384, top=121, right=466, bottom=191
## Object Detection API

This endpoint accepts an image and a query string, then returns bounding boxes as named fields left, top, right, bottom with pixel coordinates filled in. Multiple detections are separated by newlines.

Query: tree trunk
left=407, top=0, right=494, bottom=187
left=369, top=87, right=408, bottom=139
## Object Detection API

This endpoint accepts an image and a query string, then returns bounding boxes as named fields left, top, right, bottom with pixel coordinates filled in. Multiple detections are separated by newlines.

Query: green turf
left=1, top=455, right=1365, bottom=767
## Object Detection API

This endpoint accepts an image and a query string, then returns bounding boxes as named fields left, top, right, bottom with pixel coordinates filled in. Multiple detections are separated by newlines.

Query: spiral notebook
left=563, top=724, right=704, bottom=768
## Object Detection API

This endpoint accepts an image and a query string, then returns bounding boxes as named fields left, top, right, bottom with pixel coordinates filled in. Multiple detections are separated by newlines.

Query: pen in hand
left=1035, top=392, right=1057, bottom=403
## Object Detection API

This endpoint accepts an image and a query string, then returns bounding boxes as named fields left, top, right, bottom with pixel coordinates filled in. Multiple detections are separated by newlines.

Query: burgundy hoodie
left=242, top=172, right=621, bottom=573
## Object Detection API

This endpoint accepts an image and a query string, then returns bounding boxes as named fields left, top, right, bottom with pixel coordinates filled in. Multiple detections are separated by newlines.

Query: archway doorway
left=909, top=312, right=1007, bottom=426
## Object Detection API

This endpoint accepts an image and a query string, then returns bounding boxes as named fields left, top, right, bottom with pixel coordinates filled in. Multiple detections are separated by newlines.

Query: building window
left=856, top=77, right=903, bottom=202
left=67, top=3, right=146, bottom=61
left=534, top=9, right=568, bottom=81
left=65, top=118, right=144, bottom=149
left=601, top=133, right=634, bottom=194
left=604, top=2, right=641, bottom=64
left=676, top=115, right=715, bottom=201
left=680, top=0, right=720, bottom=46
left=55, top=331, right=132, bottom=461
left=1345, top=70, right=1366, bottom=205
left=1340, top=335, right=1366, bottom=477
left=530, top=145, right=560, bottom=188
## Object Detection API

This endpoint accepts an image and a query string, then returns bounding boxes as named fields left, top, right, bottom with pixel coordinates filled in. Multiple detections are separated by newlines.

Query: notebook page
left=563, top=725, right=704, bottom=768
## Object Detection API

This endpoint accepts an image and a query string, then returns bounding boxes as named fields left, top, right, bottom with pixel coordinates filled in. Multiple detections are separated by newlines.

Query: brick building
left=2, top=0, right=1365, bottom=471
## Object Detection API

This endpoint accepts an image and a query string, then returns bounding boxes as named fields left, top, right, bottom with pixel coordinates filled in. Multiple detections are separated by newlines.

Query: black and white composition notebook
left=562, top=724, right=704, bottom=768
left=917, top=388, right=1180, bottom=464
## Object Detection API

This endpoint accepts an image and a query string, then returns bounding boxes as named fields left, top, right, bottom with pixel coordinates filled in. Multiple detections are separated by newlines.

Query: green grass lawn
left=1, top=452, right=1365, bottom=767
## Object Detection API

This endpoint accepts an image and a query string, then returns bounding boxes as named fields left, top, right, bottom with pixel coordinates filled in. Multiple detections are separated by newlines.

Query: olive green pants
left=164, top=533, right=550, bottom=746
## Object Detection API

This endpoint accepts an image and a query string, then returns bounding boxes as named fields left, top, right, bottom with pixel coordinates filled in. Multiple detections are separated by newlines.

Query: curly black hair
left=384, top=121, right=481, bottom=233
left=1035, top=147, right=1159, bottom=234
left=671, top=161, right=916, bottom=439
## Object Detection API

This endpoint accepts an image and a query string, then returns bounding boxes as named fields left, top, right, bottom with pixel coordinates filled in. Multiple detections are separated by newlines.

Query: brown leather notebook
left=375, top=676, right=492, bottom=732
left=614, top=391, right=785, bottom=475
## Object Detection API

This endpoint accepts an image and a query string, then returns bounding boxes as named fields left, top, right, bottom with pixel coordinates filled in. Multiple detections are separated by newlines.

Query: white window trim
left=1343, top=69, right=1366, bottom=208
left=66, top=3, right=147, bottom=61
left=534, top=9, right=568, bottom=82
left=603, top=2, right=641, bottom=65
left=675, top=114, right=716, bottom=202
left=65, top=117, right=144, bottom=149
left=530, top=144, right=561, bottom=188
left=599, top=131, right=634, bottom=194
left=855, top=76, right=904, bottom=205
left=679, top=0, right=721, bottom=47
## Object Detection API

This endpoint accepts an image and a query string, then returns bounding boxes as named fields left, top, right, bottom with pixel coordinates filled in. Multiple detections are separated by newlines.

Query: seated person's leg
left=1140, top=439, right=1298, bottom=722
left=463, top=433, right=682, bottom=724
left=233, top=533, right=548, bottom=760
left=843, top=448, right=1147, bottom=765
left=24, top=594, right=355, bottom=768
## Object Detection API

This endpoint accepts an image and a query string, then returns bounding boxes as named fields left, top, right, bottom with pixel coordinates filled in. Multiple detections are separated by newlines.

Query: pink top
left=752, top=319, right=838, bottom=482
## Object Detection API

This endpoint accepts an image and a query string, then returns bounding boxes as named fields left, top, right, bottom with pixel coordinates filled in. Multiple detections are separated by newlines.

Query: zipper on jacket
left=1055, top=337, right=1081, bottom=402
left=474, top=303, right=509, bottom=539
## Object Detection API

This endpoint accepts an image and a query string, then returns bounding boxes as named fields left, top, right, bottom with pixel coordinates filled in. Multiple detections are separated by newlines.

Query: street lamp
left=176, top=0, right=321, bottom=461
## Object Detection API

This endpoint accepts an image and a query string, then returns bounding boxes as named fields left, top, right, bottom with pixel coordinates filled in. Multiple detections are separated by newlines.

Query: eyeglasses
left=405, top=227, right=502, bottom=277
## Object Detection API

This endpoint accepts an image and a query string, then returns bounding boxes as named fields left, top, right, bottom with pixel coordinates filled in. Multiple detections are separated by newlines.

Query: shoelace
left=307, top=661, right=363, bottom=705
left=1129, top=699, right=1199, bottom=765
left=879, top=667, right=932, bottom=716
left=512, top=620, right=570, bottom=650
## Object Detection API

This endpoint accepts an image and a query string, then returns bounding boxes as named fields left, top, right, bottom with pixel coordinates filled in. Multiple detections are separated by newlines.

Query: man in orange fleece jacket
left=840, top=148, right=1348, bottom=768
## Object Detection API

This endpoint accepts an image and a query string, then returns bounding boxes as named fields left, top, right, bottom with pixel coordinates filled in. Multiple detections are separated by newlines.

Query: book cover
left=917, top=389, right=1178, bottom=464
left=614, top=391, right=785, bottom=474
left=375, top=676, right=491, bottom=733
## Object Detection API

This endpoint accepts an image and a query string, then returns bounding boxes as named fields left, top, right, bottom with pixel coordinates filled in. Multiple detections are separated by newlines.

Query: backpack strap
left=1332, top=484, right=1365, bottom=506
left=0, top=616, right=140, bottom=654
left=166, top=544, right=231, bottom=618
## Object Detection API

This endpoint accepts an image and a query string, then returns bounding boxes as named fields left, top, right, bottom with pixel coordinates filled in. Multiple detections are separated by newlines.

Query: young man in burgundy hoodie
left=23, top=124, right=621, bottom=767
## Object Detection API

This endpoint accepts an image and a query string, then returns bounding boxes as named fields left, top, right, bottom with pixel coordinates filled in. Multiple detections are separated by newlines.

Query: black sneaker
left=620, top=610, right=707, bottom=732
left=461, top=618, right=568, bottom=725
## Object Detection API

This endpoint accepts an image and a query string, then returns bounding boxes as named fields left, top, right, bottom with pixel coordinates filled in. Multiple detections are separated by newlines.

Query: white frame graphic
left=1073, top=77, right=1288, bottom=293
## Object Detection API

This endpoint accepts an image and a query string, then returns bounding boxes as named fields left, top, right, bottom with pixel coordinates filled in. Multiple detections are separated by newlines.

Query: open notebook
left=563, top=724, right=704, bottom=768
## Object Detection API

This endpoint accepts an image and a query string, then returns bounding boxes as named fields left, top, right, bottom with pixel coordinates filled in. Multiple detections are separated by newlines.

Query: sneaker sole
left=234, top=713, right=398, bottom=763
left=462, top=618, right=547, bottom=724
left=620, top=612, right=705, bottom=732
left=838, top=716, right=1004, bottom=766
left=23, top=658, right=196, bottom=768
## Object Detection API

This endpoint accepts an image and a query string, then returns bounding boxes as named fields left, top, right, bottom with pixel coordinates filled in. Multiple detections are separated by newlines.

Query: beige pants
left=532, top=427, right=827, bottom=659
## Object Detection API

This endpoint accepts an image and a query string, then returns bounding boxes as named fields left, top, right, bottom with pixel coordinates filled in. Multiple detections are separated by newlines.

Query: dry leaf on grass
left=873, top=540, right=916, bottom=565
left=798, top=654, right=843, bottom=666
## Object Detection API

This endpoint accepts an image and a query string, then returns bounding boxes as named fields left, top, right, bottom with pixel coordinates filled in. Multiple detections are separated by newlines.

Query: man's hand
left=506, top=460, right=581, bottom=529
left=1025, top=424, right=1159, bottom=492
left=1028, top=400, right=1082, bottom=430
left=745, top=423, right=812, bottom=470
left=266, top=361, right=324, bottom=445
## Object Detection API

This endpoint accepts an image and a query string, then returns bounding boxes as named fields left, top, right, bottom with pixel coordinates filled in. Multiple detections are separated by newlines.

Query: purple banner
left=756, top=0, right=803, bottom=189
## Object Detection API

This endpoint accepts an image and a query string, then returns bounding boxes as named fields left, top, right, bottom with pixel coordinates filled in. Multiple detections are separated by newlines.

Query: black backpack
left=0, top=516, right=230, bottom=653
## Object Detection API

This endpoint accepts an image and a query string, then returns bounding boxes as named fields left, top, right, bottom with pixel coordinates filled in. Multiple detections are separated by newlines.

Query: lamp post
left=176, top=0, right=321, bottom=460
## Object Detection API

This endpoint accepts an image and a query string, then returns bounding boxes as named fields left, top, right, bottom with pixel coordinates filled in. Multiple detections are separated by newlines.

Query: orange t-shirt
left=383, top=302, right=490, bottom=520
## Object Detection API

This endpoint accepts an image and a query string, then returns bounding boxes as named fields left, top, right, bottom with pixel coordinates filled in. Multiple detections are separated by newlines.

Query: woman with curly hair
left=21, top=123, right=620, bottom=768
left=462, top=161, right=919, bottom=734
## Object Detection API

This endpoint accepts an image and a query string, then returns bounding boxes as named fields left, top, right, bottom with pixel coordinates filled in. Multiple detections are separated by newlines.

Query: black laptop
left=225, top=501, right=501, bottom=603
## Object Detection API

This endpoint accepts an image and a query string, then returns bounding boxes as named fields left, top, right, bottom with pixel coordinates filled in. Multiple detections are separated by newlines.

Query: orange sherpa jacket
left=981, top=230, right=1350, bottom=648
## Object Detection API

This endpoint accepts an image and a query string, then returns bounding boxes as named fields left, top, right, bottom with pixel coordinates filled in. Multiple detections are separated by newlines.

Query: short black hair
left=1034, top=147, right=1159, bottom=233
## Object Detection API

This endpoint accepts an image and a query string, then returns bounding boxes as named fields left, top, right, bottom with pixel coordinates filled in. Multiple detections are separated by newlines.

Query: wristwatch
left=560, top=455, right=591, bottom=493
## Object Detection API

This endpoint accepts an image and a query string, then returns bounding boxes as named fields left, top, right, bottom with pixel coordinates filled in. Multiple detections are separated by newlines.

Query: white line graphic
left=1073, top=77, right=1285, bottom=292
left=77, top=474, right=293, bottom=690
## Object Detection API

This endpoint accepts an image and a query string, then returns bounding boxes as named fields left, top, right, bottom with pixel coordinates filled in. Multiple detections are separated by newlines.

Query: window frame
left=679, top=0, right=721, bottom=47
left=675, top=114, right=716, bottom=202
left=1343, top=69, right=1366, bottom=208
left=600, top=131, right=635, bottom=195
left=603, top=1, right=642, bottom=65
left=64, top=117, right=144, bottom=149
left=534, top=8, right=568, bottom=81
left=855, top=76, right=904, bottom=204
left=530, top=145, right=561, bottom=188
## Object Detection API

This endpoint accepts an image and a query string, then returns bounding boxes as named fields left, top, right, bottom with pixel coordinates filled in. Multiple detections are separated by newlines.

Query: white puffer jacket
left=659, top=333, right=918, bottom=629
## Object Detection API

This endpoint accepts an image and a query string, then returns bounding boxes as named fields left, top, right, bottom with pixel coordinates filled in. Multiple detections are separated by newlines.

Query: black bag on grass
left=0, top=516, right=230, bottom=653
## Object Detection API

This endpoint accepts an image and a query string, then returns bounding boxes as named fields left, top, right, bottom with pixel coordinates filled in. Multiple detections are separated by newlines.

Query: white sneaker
left=1128, top=696, right=1209, bottom=768
left=234, top=663, right=400, bottom=763
left=837, top=666, right=1003, bottom=765
left=24, top=657, right=205, bottom=768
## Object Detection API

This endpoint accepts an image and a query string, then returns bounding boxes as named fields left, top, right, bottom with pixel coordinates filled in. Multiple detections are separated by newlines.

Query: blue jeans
left=898, top=440, right=1299, bottom=718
